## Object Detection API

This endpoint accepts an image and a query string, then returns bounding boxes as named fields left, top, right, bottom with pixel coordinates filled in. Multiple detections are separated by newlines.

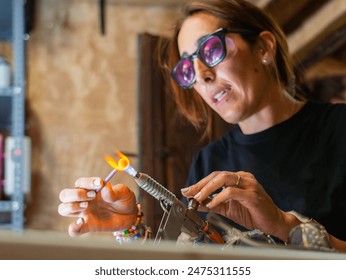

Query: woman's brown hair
left=158, top=0, right=294, bottom=138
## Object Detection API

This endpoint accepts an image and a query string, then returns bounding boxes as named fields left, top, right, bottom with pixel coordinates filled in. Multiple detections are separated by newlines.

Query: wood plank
left=108, top=0, right=273, bottom=8
left=138, top=33, right=167, bottom=233
left=299, top=25, right=346, bottom=68
left=107, top=0, right=186, bottom=6
left=304, top=57, right=346, bottom=80
left=263, top=0, right=314, bottom=27
left=253, top=0, right=273, bottom=9
left=287, top=0, right=346, bottom=63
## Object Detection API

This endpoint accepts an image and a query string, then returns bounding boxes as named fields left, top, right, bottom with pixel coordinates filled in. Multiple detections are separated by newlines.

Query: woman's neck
left=239, top=89, right=305, bottom=135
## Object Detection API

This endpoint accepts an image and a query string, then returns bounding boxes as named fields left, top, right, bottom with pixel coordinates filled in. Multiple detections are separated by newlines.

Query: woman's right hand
left=58, top=177, right=137, bottom=237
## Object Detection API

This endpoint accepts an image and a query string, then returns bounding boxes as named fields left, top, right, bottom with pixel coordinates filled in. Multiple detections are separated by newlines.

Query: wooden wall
left=23, top=0, right=180, bottom=232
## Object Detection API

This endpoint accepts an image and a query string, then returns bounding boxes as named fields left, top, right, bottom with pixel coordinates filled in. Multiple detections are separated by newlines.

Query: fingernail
left=80, top=202, right=88, bottom=208
left=76, top=218, right=83, bottom=225
left=93, top=178, right=102, bottom=187
left=194, top=192, right=201, bottom=199
left=181, top=187, right=189, bottom=193
left=87, top=191, right=96, bottom=198
left=206, top=202, right=212, bottom=208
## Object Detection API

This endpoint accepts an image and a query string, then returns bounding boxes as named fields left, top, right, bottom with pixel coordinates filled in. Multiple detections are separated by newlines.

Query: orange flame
left=105, top=150, right=129, bottom=171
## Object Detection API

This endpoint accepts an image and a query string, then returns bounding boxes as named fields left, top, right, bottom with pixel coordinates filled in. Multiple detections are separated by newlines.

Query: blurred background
left=0, top=0, right=345, bottom=242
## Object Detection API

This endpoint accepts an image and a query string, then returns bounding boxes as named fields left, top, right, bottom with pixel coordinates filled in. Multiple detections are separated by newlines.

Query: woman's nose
left=194, top=58, right=215, bottom=85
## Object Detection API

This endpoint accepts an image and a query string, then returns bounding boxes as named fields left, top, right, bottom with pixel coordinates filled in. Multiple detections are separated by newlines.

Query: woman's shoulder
left=303, top=101, right=346, bottom=138
left=301, top=100, right=346, bottom=125
left=306, top=100, right=346, bottom=114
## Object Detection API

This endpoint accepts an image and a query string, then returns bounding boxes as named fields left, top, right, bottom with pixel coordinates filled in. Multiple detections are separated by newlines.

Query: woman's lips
left=213, top=88, right=231, bottom=103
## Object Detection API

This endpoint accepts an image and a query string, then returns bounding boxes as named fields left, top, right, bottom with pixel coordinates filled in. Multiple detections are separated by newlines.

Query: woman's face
left=177, top=12, right=271, bottom=124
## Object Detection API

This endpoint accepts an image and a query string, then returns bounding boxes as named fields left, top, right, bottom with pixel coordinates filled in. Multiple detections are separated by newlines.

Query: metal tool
left=124, top=165, right=224, bottom=244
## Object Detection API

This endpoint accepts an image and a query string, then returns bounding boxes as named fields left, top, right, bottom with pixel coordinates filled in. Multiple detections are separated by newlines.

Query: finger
left=197, top=171, right=250, bottom=202
left=205, top=186, right=243, bottom=208
left=207, top=172, right=265, bottom=209
left=194, top=172, right=241, bottom=199
left=231, top=173, right=241, bottom=188
left=218, top=172, right=245, bottom=188
left=100, top=182, right=117, bottom=203
left=68, top=218, right=87, bottom=237
left=101, top=183, right=137, bottom=214
left=58, top=201, right=89, bottom=217
left=74, top=177, right=103, bottom=191
left=181, top=172, right=220, bottom=196
left=230, top=171, right=255, bottom=188
left=192, top=171, right=241, bottom=202
left=59, top=188, right=97, bottom=203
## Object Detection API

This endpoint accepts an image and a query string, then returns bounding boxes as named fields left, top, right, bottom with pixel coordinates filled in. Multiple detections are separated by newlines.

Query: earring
left=262, top=57, right=269, bottom=65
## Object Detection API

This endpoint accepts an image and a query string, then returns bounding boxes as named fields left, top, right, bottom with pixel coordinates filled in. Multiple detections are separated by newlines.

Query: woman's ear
left=258, top=31, right=277, bottom=64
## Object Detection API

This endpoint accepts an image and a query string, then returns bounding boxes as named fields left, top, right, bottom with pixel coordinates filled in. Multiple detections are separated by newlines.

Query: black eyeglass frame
left=170, top=28, right=258, bottom=89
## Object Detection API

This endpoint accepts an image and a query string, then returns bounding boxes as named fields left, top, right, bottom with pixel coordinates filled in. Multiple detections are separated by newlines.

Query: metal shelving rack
left=0, top=0, right=26, bottom=230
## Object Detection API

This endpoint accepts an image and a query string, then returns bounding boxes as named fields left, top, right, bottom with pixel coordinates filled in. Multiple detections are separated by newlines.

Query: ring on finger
left=235, top=174, right=241, bottom=187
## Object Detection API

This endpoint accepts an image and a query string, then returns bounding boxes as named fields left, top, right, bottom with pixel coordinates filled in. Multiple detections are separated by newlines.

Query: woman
left=58, top=0, right=346, bottom=251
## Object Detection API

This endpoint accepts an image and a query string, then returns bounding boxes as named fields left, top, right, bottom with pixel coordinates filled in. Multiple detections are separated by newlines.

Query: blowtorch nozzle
left=123, top=165, right=176, bottom=205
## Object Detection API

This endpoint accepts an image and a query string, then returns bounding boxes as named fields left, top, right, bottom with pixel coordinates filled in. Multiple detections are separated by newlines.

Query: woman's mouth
left=213, top=88, right=230, bottom=103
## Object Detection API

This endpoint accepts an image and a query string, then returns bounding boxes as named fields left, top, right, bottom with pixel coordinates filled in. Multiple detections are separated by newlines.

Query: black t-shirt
left=186, top=101, right=346, bottom=240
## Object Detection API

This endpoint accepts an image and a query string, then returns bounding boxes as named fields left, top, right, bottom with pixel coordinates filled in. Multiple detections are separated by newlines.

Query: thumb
left=68, top=218, right=86, bottom=237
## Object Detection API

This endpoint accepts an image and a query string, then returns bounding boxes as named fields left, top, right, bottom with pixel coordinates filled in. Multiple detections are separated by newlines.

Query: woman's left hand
left=181, top=171, right=292, bottom=241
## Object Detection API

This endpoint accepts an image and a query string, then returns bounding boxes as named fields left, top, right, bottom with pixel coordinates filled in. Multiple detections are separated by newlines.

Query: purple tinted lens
left=173, top=59, right=195, bottom=88
left=200, top=35, right=224, bottom=66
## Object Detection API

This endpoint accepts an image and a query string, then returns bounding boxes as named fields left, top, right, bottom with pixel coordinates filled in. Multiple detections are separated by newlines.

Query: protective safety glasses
left=170, top=28, right=256, bottom=89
